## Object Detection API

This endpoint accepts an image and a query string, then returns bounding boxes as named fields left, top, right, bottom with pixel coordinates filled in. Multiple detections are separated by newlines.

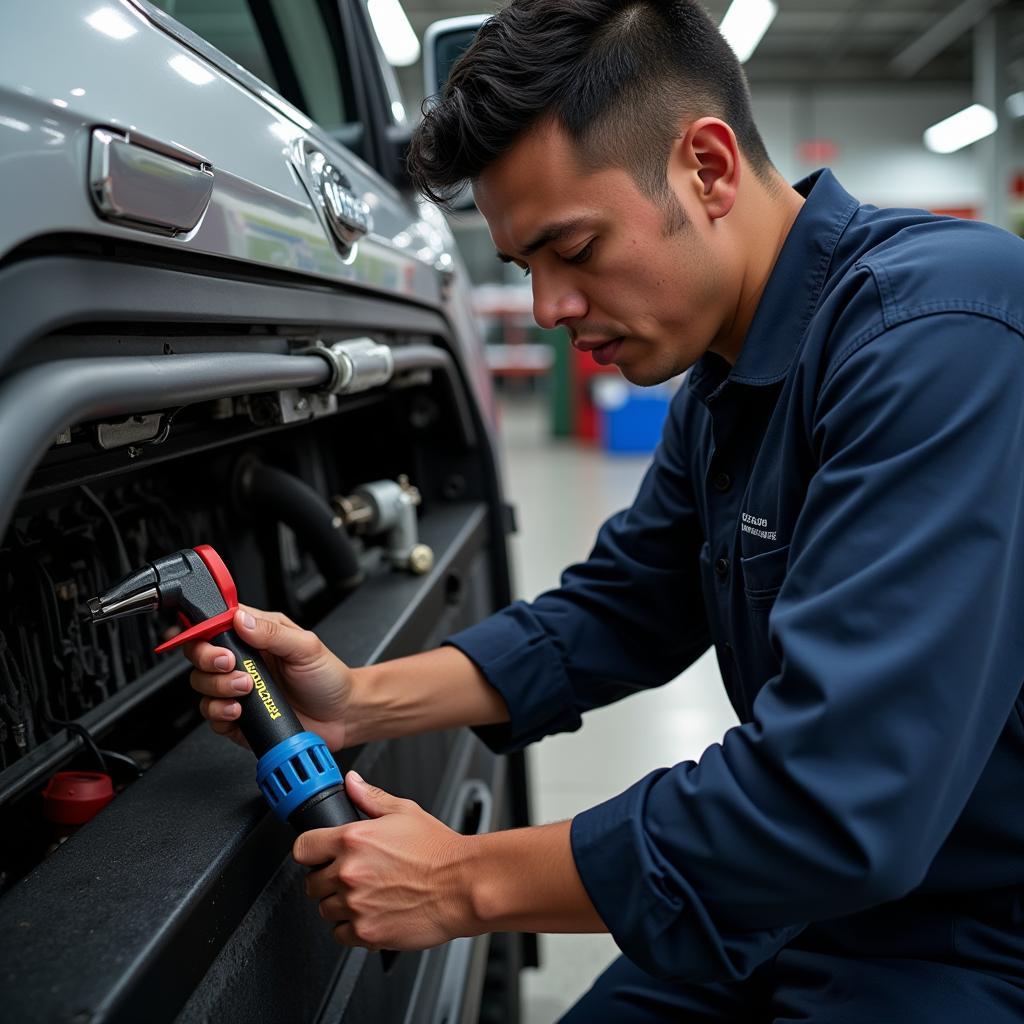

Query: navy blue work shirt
left=446, top=170, right=1024, bottom=982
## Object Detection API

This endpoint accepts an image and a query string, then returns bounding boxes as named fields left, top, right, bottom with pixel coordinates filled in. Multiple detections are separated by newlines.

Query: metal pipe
left=0, top=353, right=329, bottom=537
left=391, top=344, right=478, bottom=447
left=0, top=341, right=478, bottom=539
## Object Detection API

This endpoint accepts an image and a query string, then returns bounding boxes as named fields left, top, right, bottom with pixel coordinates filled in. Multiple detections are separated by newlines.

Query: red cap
left=42, top=771, right=114, bottom=825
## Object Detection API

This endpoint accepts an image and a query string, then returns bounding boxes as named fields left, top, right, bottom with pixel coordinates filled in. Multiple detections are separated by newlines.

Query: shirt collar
left=689, top=168, right=860, bottom=398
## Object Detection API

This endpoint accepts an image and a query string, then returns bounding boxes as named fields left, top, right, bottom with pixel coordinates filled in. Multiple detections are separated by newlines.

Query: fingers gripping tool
left=87, top=545, right=358, bottom=832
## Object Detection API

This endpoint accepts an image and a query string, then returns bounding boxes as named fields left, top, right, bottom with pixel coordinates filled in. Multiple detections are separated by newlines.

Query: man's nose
left=532, top=274, right=587, bottom=331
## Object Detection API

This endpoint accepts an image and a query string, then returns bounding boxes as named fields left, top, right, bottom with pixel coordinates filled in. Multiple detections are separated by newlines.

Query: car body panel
left=0, top=0, right=450, bottom=307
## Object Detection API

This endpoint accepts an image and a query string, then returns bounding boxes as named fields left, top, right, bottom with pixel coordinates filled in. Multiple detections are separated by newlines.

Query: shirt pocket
left=740, top=543, right=791, bottom=609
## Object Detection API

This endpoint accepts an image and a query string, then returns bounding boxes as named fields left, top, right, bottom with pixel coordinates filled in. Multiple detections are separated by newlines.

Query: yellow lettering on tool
left=244, top=659, right=282, bottom=721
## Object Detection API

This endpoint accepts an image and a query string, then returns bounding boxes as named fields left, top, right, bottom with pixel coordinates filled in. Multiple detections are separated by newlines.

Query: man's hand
left=184, top=606, right=353, bottom=751
left=295, top=771, right=607, bottom=951
left=295, top=771, right=470, bottom=951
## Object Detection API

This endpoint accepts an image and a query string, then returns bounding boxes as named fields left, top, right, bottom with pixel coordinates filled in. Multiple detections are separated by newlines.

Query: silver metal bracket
left=95, top=413, right=166, bottom=451
left=241, top=388, right=337, bottom=427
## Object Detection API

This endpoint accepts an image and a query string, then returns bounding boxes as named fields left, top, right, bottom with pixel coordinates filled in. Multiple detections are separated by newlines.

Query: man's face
left=474, top=120, right=733, bottom=386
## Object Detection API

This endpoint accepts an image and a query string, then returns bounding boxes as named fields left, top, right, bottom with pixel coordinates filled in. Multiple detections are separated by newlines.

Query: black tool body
left=88, top=545, right=358, bottom=831
left=211, top=632, right=303, bottom=756
left=211, top=629, right=357, bottom=830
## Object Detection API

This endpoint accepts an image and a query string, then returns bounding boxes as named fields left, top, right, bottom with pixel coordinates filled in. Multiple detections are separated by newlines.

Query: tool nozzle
left=86, top=546, right=233, bottom=635
left=87, top=566, right=161, bottom=623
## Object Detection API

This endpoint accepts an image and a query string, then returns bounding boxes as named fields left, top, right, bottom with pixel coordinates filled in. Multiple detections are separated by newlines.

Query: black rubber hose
left=237, top=461, right=363, bottom=593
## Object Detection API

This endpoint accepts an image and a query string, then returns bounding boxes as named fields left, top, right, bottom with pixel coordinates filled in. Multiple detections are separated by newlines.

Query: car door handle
left=89, top=127, right=214, bottom=236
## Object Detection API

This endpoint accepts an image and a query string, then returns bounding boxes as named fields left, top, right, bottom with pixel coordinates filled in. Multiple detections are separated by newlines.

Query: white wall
left=752, top=84, right=1021, bottom=214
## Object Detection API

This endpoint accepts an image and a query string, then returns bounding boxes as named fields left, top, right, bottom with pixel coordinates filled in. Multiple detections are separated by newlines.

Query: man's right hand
left=185, top=606, right=352, bottom=751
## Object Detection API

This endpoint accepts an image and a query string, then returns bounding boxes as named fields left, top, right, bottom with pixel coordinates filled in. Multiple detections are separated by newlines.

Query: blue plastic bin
left=593, top=377, right=673, bottom=453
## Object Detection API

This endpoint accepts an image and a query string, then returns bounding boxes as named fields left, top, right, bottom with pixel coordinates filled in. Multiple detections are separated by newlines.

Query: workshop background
left=390, top=2, right=1024, bottom=1019
left=10, top=0, right=1022, bottom=1021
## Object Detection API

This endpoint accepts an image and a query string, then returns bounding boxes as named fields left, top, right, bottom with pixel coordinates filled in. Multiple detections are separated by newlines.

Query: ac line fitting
left=334, top=476, right=434, bottom=575
left=298, top=338, right=394, bottom=395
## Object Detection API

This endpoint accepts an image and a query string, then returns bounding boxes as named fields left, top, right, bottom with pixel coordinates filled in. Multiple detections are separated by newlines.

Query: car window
left=150, top=0, right=359, bottom=138
left=149, top=0, right=280, bottom=89
left=270, top=0, right=348, bottom=130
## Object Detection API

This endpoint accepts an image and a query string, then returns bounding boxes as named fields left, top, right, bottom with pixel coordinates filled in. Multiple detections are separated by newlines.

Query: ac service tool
left=86, top=545, right=359, bottom=832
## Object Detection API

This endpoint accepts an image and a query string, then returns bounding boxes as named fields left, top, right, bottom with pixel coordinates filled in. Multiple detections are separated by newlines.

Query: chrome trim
left=125, top=0, right=311, bottom=133
left=295, top=146, right=372, bottom=255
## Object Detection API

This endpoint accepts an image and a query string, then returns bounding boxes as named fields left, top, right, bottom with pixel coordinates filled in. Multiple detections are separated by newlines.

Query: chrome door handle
left=89, top=127, right=214, bottom=236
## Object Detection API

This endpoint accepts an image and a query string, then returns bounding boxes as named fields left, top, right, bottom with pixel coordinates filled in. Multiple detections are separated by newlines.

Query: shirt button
left=713, top=472, right=732, bottom=492
left=715, top=557, right=730, bottom=579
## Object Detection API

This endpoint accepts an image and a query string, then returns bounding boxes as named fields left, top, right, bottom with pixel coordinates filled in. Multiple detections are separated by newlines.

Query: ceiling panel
left=398, top=0, right=1024, bottom=90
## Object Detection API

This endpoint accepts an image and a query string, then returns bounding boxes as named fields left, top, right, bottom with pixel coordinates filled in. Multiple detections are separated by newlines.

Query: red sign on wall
left=798, top=139, right=839, bottom=164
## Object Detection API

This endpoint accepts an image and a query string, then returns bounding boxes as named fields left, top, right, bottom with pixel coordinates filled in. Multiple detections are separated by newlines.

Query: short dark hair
left=408, top=0, right=774, bottom=208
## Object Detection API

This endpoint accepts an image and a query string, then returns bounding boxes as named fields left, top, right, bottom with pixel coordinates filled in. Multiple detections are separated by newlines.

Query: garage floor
left=493, top=391, right=740, bottom=1024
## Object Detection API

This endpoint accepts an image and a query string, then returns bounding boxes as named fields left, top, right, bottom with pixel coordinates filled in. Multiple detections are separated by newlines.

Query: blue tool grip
left=255, top=731, right=343, bottom=822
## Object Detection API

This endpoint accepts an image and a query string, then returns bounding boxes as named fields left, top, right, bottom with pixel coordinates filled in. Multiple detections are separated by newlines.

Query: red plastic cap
left=42, top=771, right=114, bottom=825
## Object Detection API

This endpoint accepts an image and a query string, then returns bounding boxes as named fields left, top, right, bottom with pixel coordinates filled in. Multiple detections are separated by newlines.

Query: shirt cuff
left=443, top=601, right=583, bottom=754
left=571, top=772, right=803, bottom=982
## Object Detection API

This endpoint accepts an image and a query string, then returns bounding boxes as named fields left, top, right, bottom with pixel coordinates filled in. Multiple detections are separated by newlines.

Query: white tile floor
left=492, top=392, right=740, bottom=1023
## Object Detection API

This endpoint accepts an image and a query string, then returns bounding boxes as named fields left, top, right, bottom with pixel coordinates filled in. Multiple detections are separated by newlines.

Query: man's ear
left=671, top=117, right=740, bottom=222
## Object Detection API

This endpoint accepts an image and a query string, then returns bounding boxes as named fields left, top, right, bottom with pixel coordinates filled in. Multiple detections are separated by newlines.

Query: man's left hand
left=294, top=770, right=470, bottom=951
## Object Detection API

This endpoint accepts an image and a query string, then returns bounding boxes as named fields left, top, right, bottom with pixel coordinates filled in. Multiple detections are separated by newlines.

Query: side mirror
left=421, top=15, right=490, bottom=210
left=423, top=15, right=490, bottom=101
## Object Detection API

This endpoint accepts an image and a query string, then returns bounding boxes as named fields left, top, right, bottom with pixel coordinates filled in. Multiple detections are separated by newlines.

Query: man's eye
left=566, top=241, right=593, bottom=265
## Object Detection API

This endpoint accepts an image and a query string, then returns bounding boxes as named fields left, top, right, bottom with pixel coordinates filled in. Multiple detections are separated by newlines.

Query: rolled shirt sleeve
left=446, top=387, right=712, bottom=753
left=571, top=314, right=1024, bottom=981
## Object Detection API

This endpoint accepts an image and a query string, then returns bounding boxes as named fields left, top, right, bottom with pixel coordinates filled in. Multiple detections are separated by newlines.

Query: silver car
left=0, top=2, right=529, bottom=1020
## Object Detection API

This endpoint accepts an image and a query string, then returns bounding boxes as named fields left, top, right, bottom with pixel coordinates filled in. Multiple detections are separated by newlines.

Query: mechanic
left=186, top=0, right=1024, bottom=1019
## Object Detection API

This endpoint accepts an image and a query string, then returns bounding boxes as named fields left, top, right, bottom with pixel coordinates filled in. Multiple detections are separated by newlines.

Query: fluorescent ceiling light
left=168, top=55, right=215, bottom=86
left=924, top=103, right=997, bottom=154
left=367, top=0, right=421, bottom=67
left=719, top=0, right=777, bottom=63
left=86, top=7, right=138, bottom=40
